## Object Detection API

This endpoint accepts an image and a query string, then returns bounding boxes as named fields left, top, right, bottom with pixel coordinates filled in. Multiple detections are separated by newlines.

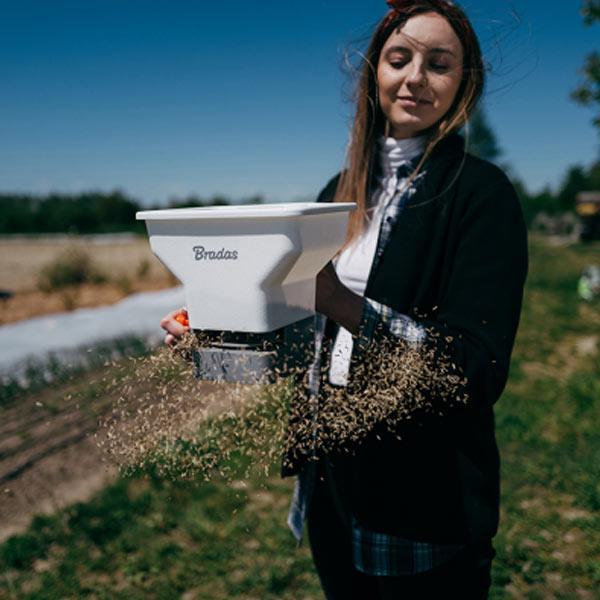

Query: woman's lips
left=398, top=97, right=432, bottom=107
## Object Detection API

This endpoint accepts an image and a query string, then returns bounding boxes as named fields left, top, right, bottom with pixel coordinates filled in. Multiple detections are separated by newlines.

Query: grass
left=488, top=235, right=600, bottom=598
left=0, top=335, right=151, bottom=409
left=1, top=233, right=599, bottom=598
left=1, top=468, right=317, bottom=599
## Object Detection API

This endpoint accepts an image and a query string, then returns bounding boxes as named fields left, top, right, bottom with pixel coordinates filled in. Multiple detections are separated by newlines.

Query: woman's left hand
left=315, top=261, right=342, bottom=317
left=315, top=261, right=363, bottom=334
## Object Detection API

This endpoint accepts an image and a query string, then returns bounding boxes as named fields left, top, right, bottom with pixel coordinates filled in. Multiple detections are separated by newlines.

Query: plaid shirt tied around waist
left=287, top=159, right=466, bottom=576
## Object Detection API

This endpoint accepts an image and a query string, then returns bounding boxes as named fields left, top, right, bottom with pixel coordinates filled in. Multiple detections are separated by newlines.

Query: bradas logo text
left=192, top=246, right=238, bottom=261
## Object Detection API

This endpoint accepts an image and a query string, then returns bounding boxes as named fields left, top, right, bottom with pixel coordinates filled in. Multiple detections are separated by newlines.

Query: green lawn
left=1, top=234, right=599, bottom=599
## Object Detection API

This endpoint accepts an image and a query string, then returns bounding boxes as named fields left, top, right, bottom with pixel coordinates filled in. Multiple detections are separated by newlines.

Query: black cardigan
left=287, top=133, right=528, bottom=547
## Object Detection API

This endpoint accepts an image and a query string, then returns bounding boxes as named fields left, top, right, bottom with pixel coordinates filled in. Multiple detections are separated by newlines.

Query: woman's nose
left=406, top=63, right=427, bottom=87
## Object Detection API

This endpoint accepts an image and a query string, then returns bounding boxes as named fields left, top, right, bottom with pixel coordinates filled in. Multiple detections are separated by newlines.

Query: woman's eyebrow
left=385, top=45, right=410, bottom=54
left=430, top=47, right=457, bottom=57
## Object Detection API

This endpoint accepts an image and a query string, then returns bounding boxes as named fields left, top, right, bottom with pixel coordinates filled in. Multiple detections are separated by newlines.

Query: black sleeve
left=356, top=168, right=528, bottom=415
left=425, top=170, right=529, bottom=408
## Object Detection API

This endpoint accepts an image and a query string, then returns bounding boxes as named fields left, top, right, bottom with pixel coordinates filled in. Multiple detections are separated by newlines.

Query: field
left=0, top=234, right=599, bottom=598
left=0, top=235, right=175, bottom=325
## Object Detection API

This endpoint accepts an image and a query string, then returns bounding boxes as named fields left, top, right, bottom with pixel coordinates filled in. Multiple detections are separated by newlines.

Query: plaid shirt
left=287, top=159, right=466, bottom=575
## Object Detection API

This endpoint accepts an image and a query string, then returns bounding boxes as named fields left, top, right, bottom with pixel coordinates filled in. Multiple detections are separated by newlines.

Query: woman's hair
left=334, top=0, right=485, bottom=246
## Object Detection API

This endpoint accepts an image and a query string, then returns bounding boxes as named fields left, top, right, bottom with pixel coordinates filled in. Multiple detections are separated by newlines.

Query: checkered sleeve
left=359, top=297, right=427, bottom=345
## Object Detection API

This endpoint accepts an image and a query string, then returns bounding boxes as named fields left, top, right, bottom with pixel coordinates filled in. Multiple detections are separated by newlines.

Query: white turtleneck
left=328, top=133, right=427, bottom=386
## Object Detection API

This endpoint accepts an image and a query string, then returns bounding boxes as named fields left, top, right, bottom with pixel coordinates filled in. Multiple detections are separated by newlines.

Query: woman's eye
left=430, top=63, right=449, bottom=71
left=389, top=60, right=408, bottom=69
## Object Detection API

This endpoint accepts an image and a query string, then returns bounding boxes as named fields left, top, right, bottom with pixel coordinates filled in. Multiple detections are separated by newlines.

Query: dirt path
left=1, top=436, right=118, bottom=542
left=0, top=359, right=256, bottom=543
left=0, top=371, right=119, bottom=541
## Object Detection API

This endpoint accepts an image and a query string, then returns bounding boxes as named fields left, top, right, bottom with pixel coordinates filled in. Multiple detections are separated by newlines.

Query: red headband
left=384, top=0, right=466, bottom=29
left=386, top=0, right=456, bottom=10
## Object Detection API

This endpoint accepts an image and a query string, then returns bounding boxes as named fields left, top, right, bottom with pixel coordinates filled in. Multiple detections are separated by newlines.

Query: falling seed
left=95, top=327, right=468, bottom=483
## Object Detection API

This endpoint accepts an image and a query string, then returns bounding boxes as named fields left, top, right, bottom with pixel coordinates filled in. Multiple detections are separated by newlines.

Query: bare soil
left=0, top=361, right=248, bottom=543
left=0, top=368, right=119, bottom=542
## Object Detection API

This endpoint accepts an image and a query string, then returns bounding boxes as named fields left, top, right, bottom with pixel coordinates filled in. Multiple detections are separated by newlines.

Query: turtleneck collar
left=377, top=133, right=428, bottom=177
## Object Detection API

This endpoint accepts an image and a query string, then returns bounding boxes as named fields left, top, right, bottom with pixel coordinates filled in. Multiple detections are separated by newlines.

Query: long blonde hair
left=334, top=0, right=485, bottom=247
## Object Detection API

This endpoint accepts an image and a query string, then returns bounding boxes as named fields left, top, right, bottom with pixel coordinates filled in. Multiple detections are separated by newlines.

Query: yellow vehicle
left=576, top=191, right=600, bottom=241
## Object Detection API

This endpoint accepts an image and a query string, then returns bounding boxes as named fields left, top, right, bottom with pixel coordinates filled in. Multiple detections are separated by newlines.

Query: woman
left=162, top=1, right=528, bottom=597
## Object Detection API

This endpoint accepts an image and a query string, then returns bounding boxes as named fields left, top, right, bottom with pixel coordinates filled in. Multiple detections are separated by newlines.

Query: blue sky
left=0, top=0, right=598, bottom=205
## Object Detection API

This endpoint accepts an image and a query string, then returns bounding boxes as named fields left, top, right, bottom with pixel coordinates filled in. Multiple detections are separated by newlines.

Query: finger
left=164, top=321, right=189, bottom=337
left=161, top=306, right=187, bottom=322
left=160, top=314, right=188, bottom=335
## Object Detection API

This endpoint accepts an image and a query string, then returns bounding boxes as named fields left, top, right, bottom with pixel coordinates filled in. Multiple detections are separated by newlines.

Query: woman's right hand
left=160, top=307, right=189, bottom=347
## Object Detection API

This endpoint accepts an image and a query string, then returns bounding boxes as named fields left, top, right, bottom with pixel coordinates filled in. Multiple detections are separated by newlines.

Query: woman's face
left=377, top=11, right=464, bottom=139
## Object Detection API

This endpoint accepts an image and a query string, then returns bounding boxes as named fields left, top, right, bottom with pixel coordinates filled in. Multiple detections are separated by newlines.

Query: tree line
left=513, top=162, right=600, bottom=227
left=466, top=105, right=600, bottom=228
left=0, top=191, right=264, bottom=235
left=1, top=155, right=598, bottom=234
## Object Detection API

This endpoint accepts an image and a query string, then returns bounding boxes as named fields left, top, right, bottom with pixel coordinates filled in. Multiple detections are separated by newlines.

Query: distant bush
left=38, top=248, right=107, bottom=293
left=136, top=258, right=150, bottom=278
left=115, top=274, right=132, bottom=295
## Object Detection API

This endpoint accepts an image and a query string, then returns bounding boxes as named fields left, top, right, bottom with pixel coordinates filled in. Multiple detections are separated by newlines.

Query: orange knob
left=175, top=312, right=189, bottom=327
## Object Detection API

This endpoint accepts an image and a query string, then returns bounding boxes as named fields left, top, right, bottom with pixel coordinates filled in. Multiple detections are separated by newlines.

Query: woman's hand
left=315, top=262, right=342, bottom=317
left=160, top=307, right=189, bottom=347
left=316, top=262, right=363, bottom=335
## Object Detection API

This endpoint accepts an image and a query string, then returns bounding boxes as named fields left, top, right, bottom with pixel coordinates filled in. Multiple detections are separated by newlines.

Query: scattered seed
left=95, top=326, right=468, bottom=482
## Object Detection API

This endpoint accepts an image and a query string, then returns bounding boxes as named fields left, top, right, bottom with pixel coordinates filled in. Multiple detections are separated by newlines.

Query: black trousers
left=306, top=470, right=493, bottom=600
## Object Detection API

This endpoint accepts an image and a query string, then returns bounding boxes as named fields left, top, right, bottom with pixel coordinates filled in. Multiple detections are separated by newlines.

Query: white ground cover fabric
left=0, top=287, right=185, bottom=380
